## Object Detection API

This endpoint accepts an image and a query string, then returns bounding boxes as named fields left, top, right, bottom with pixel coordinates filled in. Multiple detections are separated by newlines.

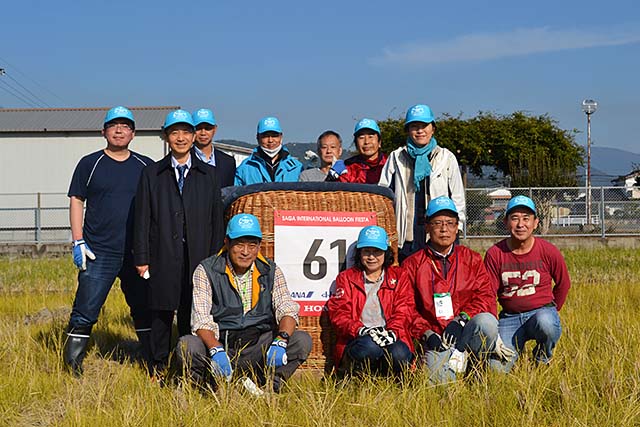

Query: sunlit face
left=359, top=247, right=385, bottom=275
left=227, top=236, right=261, bottom=273
left=257, top=131, right=283, bottom=150
left=407, top=122, right=434, bottom=147
left=318, top=135, right=343, bottom=166
left=354, top=130, right=381, bottom=161
left=102, top=119, right=135, bottom=149
left=165, top=123, right=195, bottom=156
left=194, top=123, right=217, bottom=147
left=505, top=208, right=539, bottom=243
left=426, top=213, right=458, bottom=252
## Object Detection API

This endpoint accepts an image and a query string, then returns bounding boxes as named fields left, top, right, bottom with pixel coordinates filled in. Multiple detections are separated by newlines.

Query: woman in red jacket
left=327, top=226, right=414, bottom=376
left=326, top=118, right=387, bottom=184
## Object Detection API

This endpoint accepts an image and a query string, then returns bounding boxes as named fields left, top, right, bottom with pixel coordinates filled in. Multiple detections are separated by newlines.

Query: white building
left=0, top=106, right=252, bottom=194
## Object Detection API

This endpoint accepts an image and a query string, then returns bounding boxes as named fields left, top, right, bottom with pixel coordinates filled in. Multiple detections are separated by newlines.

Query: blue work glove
left=327, top=160, right=347, bottom=180
left=266, top=337, right=288, bottom=367
left=369, top=328, right=397, bottom=347
left=209, top=346, right=233, bottom=380
left=442, top=313, right=469, bottom=349
left=72, top=239, right=96, bottom=271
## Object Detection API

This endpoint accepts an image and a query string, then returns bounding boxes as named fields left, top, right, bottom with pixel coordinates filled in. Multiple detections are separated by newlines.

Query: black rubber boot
left=63, top=325, right=92, bottom=376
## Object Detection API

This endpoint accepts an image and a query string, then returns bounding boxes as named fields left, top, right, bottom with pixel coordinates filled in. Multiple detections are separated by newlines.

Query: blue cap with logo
left=257, top=116, right=282, bottom=134
left=356, top=225, right=389, bottom=251
left=354, top=118, right=381, bottom=136
left=426, top=196, right=459, bottom=218
left=226, top=213, right=263, bottom=239
left=104, top=106, right=135, bottom=126
left=163, top=109, right=195, bottom=129
left=506, top=195, right=537, bottom=216
left=405, top=104, right=435, bottom=127
left=193, top=108, right=216, bottom=126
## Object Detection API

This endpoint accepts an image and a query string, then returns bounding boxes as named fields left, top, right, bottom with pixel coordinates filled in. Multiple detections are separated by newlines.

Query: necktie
left=177, top=164, right=187, bottom=194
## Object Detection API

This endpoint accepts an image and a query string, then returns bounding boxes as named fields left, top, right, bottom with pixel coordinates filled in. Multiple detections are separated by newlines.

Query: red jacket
left=402, top=245, right=497, bottom=339
left=327, top=265, right=414, bottom=365
left=338, top=153, right=388, bottom=184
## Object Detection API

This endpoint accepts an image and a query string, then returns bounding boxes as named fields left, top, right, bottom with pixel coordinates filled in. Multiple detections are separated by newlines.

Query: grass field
left=1, top=248, right=640, bottom=426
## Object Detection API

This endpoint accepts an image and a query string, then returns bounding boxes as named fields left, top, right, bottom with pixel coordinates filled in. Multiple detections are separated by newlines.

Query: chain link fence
left=1, top=188, right=639, bottom=243
left=465, top=186, right=640, bottom=238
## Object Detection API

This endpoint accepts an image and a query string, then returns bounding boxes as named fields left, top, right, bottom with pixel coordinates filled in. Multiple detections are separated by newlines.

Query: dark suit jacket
left=213, top=148, right=236, bottom=188
left=133, top=153, right=224, bottom=310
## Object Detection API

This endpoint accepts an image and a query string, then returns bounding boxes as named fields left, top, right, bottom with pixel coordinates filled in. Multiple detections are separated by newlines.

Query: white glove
left=494, top=335, right=517, bottom=361
left=448, top=349, right=468, bottom=374
left=72, top=239, right=96, bottom=271
left=370, top=329, right=397, bottom=347
left=358, top=326, right=383, bottom=336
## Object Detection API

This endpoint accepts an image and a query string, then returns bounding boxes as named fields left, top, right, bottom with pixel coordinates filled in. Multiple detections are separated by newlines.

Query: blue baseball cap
left=506, top=195, right=537, bottom=216
left=356, top=225, right=389, bottom=251
left=354, top=118, right=381, bottom=136
left=104, top=106, right=135, bottom=127
left=226, top=213, right=263, bottom=239
left=193, top=108, right=217, bottom=126
left=404, top=104, right=435, bottom=128
left=426, top=196, right=459, bottom=219
left=257, top=116, right=282, bottom=134
left=163, top=109, right=195, bottom=130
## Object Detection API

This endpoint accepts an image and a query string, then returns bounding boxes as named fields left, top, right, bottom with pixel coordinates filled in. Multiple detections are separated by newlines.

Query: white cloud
left=371, top=26, right=640, bottom=66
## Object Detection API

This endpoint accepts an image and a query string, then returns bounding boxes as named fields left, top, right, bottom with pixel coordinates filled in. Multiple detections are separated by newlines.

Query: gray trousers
left=176, top=330, right=312, bottom=387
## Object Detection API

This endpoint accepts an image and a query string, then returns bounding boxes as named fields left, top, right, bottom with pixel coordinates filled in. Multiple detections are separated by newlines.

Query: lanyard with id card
left=434, top=292, right=454, bottom=320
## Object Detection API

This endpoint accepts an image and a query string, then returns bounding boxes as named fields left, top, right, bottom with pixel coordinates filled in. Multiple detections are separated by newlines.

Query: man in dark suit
left=134, top=109, right=225, bottom=376
left=192, top=108, right=236, bottom=188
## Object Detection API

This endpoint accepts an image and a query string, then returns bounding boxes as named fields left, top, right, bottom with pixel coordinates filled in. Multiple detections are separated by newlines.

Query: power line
left=0, top=79, right=38, bottom=107
left=5, top=72, right=51, bottom=107
left=0, top=72, right=47, bottom=107
left=0, top=55, right=65, bottom=104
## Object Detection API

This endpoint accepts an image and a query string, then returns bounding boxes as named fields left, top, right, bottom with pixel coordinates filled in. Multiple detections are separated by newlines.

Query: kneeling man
left=177, top=213, right=312, bottom=392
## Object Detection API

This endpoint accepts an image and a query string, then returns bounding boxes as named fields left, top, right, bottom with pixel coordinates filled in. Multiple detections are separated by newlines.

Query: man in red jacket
left=484, top=195, right=570, bottom=372
left=404, top=196, right=514, bottom=383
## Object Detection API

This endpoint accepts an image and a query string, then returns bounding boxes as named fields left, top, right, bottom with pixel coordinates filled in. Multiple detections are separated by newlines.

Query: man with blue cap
left=176, top=213, right=312, bottom=393
left=63, top=106, right=153, bottom=376
left=484, top=195, right=571, bottom=372
left=234, top=116, right=303, bottom=185
left=380, top=104, right=465, bottom=263
left=134, top=109, right=225, bottom=378
left=191, top=108, right=236, bottom=188
left=403, top=196, right=512, bottom=384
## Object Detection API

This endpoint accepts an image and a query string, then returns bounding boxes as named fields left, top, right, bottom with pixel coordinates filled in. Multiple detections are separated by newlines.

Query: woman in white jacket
left=379, top=104, right=465, bottom=263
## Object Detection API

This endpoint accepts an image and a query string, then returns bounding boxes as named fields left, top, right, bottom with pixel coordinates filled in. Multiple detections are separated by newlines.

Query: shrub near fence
left=1, top=187, right=640, bottom=243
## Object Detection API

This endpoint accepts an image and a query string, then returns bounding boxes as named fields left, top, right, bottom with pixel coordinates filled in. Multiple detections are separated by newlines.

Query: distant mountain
left=585, top=146, right=640, bottom=181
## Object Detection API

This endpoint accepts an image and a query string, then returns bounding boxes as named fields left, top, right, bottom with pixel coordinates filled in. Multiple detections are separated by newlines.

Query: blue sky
left=2, top=0, right=639, bottom=153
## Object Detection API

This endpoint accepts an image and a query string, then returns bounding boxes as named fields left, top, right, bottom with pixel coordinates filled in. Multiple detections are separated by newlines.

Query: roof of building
left=0, top=106, right=180, bottom=132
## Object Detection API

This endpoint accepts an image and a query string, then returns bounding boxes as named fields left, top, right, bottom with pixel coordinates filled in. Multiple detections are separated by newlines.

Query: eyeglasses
left=105, top=122, right=133, bottom=131
left=429, top=220, right=458, bottom=228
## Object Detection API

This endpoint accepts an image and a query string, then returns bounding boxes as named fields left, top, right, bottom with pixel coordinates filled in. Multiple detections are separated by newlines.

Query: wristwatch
left=276, top=331, right=290, bottom=341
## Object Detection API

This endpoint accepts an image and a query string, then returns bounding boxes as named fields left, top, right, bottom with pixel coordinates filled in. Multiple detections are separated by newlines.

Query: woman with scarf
left=379, top=104, right=465, bottom=263
left=326, top=118, right=387, bottom=184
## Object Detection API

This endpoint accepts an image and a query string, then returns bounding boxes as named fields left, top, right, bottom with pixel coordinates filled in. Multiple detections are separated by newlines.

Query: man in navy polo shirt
left=64, top=106, right=152, bottom=376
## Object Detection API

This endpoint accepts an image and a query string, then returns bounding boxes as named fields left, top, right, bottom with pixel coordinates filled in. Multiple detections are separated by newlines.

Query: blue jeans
left=489, top=306, right=562, bottom=373
left=422, top=312, right=498, bottom=384
left=345, top=335, right=413, bottom=375
left=69, top=252, right=150, bottom=330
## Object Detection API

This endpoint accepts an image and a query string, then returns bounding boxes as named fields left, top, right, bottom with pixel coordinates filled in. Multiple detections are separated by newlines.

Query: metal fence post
left=600, top=187, right=606, bottom=239
left=35, top=192, right=42, bottom=243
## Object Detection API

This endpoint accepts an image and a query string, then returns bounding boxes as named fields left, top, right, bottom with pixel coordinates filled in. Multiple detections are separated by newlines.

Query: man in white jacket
left=379, top=104, right=465, bottom=263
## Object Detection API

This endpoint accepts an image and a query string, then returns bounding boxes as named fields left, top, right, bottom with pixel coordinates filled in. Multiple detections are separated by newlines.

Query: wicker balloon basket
left=223, top=182, right=398, bottom=372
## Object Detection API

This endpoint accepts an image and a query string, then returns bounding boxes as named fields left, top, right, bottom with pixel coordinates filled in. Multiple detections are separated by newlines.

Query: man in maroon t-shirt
left=484, top=196, right=571, bottom=372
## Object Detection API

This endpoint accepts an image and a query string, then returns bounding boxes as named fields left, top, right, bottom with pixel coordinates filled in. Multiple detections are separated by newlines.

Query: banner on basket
left=274, top=210, right=377, bottom=316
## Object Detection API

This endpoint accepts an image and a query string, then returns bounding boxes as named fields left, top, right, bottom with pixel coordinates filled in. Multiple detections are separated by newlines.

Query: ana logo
left=364, top=227, right=381, bottom=240
left=436, top=197, right=450, bottom=206
left=410, top=105, right=424, bottom=116
left=173, top=110, right=188, bottom=120
left=114, top=106, right=129, bottom=115
left=263, top=118, right=276, bottom=127
left=196, top=110, right=209, bottom=118
left=359, top=119, right=374, bottom=128
left=238, top=215, right=254, bottom=228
